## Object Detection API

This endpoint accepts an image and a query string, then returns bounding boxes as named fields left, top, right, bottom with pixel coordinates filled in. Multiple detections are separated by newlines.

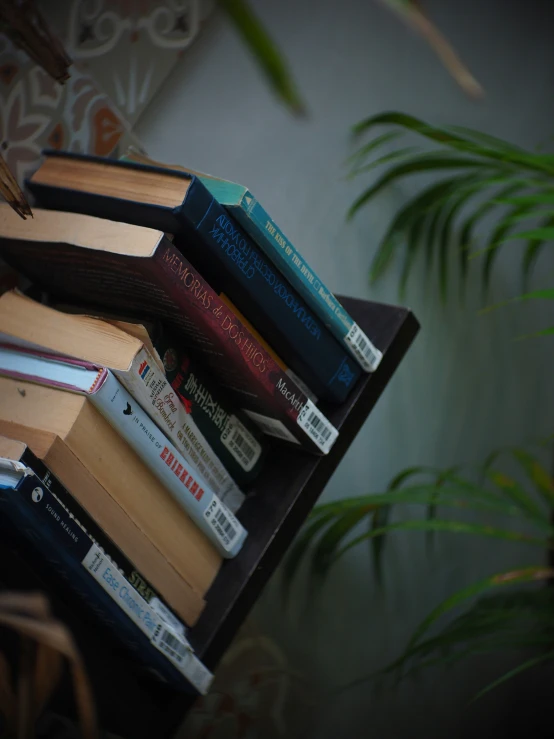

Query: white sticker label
left=151, top=623, right=213, bottom=694
left=345, top=323, right=382, bottom=372
left=204, top=498, right=241, bottom=552
left=244, top=409, right=301, bottom=444
left=82, top=545, right=212, bottom=693
left=297, top=399, right=338, bottom=454
left=221, top=415, right=262, bottom=472
left=150, top=597, right=187, bottom=641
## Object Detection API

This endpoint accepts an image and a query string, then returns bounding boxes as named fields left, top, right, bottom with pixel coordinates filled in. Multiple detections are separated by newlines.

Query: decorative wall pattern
left=51, top=0, right=212, bottom=126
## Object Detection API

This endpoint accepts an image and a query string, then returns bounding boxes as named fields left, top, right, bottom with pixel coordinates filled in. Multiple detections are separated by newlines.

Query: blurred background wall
left=136, top=1, right=554, bottom=735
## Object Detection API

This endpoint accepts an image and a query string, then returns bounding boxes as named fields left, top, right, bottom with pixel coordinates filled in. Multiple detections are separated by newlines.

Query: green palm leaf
left=217, top=0, right=305, bottom=114
left=311, top=505, right=377, bottom=578
left=352, top=112, right=554, bottom=174
left=281, top=511, right=337, bottom=600
left=472, top=650, right=554, bottom=702
left=349, top=111, right=554, bottom=301
left=522, top=215, right=554, bottom=286
left=405, top=566, right=554, bottom=653
left=348, top=156, right=501, bottom=220
left=337, top=520, right=549, bottom=564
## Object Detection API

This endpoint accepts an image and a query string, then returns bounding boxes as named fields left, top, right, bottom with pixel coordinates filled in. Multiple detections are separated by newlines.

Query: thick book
left=122, top=150, right=383, bottom=373
left=0, top=447, right=212, bottom=694
left=0, top=435, right=190, bottom=647
left=155, top=329, right=268, bottom=486
left=0, top=289, right=246, bottom=508
left=27, top=151, right=362, bottom=403
left=0, top=205, right=338, bottom=454
left=0, top=344, right=247, bottom=558
left=0, top=375, right=221, bottom=620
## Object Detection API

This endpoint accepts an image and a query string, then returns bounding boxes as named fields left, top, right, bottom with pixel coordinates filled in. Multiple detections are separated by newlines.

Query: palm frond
left=472, top=650, right=554, bottom=701
left=217, top=0, right=305, bottom=115
left=349, top=111, right=554, bottom=303
left=285, top=447, right=554, bottom=698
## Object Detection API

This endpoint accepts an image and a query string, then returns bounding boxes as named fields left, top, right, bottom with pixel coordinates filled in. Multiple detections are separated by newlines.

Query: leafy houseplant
left=286, top=113, right=554, bottom=697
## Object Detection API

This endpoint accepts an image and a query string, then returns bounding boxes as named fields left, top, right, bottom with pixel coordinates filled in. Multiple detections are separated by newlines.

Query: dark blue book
left=27, top=151, right=362, bottom=403
left=0, top=442, right=212, bottom=694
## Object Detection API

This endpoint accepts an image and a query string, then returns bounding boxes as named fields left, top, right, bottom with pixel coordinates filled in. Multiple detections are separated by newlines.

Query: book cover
left=0, top=206, right=339, bottom=454
left=121, top=150, right=382, bottom=373
left=0, top=462, right=212, bottom=694
left=4, top=439, right=187, bottom=634
left=0, top=344, right=247, bottom=558
left=0, top=289, right=244, bottom=510
left=117, top=344, right=245, bottom=511
left=0, top=392, right=220, bottom=619
left=28, top=151, right=362, bottom=403
left=155, top=330, right=268, bottom=486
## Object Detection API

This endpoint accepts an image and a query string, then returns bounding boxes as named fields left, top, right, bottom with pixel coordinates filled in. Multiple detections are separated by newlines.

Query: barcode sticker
left=297, top=399, right=338, bottom=454
left=152, top=623, right=190, bottom=663
left=244, top=409, right=301, bottom=444
left=151, top=623, right=213, bottom=695
left=150, top=597, right=187, bottom=640
left=83, top=545, right=212, bottom=693
left=345, top=323, right=382, bottom=372
left=204, top=498, right=241, bottom=552
left=221, top=415, right=262, bottom=472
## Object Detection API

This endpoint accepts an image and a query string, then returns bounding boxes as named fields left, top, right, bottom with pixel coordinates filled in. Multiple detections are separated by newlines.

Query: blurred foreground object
left=0, top=152, right=31, bottom=219
left=0, top=591, right=98, bottom=739
left=0, top=0, right=72, bottom=217
left=379, top=0, right=483, bottom=98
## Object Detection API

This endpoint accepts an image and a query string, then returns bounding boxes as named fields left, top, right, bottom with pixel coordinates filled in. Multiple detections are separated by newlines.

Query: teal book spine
left=198, top=180, right=382, bottom=374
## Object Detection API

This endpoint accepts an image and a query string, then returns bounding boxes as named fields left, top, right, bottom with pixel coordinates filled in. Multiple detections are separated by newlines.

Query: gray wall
left=136, top=1, right=554, bottom=735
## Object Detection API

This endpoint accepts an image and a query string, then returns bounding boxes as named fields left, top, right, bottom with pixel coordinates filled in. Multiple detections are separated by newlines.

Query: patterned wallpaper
left=0, top=0, right=211, bottom=292
left=0, top=0, right=213, bottom=191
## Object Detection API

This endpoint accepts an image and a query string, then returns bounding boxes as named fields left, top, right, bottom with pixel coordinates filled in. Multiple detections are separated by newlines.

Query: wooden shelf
left=0, top=295, right=419, bottom=738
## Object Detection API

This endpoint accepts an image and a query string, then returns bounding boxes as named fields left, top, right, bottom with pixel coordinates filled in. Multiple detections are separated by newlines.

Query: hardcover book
left=0, top=205, right=338, bottom=454
left=0, top=289, right=245, bottom=509
left=27, top=151, right=362, bottom=403
left=122, top=149, right=383, bottom=373
left=0, top=443, right=212, bottom=694
left=0, top=373, right=222, bottom=613
left=0, top=344, right=247, bottom=559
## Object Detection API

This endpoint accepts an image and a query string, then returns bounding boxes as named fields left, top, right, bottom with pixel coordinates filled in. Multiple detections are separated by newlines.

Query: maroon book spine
left=150, top=243, right=336, bottom=454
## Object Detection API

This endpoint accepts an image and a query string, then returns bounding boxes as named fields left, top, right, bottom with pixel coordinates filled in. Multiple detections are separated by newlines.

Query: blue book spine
left=0, top=473, right=211, bottom=694
left=227, top=196, right=383, bottom=374
left=178, top=181, right=362, bottom=403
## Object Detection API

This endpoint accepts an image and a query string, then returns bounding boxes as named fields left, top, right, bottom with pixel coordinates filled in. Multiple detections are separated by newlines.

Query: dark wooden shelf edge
left=200, top=308, right=419, bottom=667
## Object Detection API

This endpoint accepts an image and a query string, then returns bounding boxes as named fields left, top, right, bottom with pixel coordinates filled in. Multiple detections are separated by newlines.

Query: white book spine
left=83, top=544, right=213, bottom=694
left=93, top=372, right=247, bottom=558
left=117, top=347, right=245, bottom=513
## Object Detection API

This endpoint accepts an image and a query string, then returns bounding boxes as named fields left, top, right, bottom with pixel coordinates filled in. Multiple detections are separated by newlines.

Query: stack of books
left=0, top=150, right=382, bottom=693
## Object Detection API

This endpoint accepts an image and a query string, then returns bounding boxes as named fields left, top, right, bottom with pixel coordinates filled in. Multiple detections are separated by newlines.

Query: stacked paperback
left=0, top=150, right=382, bottom=693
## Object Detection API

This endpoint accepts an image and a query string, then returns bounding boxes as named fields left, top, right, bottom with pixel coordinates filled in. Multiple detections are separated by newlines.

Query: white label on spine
left=244, top=409, right=301, bottom=444
left=204, top=498, right=241, bottom=551
left=150, top=597, right=187, bottom=640
left=297, top=399, right=338, bottom=454
left=82, top=545, right=212, bottom=693
left=221, top=415, right=261, bottom=472
left=345, top=323, right=382, bottom=372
